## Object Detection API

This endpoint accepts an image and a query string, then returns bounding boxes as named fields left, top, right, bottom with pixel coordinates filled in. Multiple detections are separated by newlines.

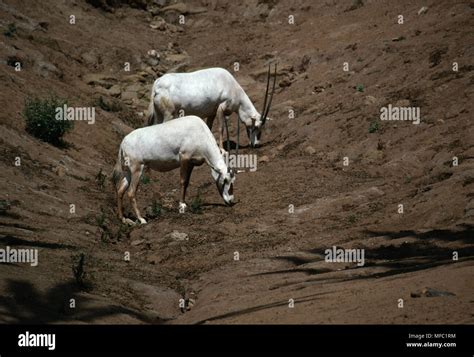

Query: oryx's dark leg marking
left=127, top=163, right=146, bottom=224
left=116, top=169, right=130, bottom=221
left=179, top=157, right=194, bottom=204
left=217, top=101, right=232, bottom=151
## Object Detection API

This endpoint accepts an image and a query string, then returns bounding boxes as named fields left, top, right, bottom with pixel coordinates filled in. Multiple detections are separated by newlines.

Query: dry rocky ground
left=0, top=0, right=473, bottom=324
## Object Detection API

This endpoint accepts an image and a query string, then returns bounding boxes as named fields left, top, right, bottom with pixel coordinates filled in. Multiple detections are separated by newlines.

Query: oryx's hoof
left=122, top=218, right=136, bottom=226
left=139, top=217, right=147, bottom=224
left=178, top=202, right=187, bottom=213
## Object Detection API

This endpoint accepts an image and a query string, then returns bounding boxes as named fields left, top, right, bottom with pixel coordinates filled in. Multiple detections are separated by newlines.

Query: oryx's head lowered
left=239, top=63, right=277, bottom=148
left=211, top=166, right=236, bottom=206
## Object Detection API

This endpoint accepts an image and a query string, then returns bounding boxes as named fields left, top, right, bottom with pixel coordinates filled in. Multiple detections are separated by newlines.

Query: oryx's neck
left=238, top=88, right=259, bottom=117
left=204, top=136, right=227, bottom=174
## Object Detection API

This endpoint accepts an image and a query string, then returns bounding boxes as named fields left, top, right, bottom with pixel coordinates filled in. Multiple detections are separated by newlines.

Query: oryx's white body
left=147, top=67, right=274, bottom=148
left=113, top=115, right=235, bottom=224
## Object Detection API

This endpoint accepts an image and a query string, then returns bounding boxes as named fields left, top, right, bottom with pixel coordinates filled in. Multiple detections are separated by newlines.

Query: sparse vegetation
left=356, top=84, right=364, bottom=92
left=140, top=174, right=151, bottom=185
left=368, top=120, right=379, bottom=133
left=95, top=168, right=107, bottom=190
left=0, top=200, right=12, bottom=215
left=3, top=23, right=17, bottom=37
left=23, top=96, right=73, bottom=146
left=151, top=199, right=162, bottom=217
left=348, top=214, right=357, bottom=224
left=190, top=191, right=203, bottom=214
left=96, top=209, right=106, bottom=228
left=71, top=253, right=91, bottom=290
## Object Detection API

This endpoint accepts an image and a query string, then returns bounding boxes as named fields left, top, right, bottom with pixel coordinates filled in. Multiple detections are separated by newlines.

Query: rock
left=82, top=73, right=115, bottom=88
left=146, top=49, right=161, bottom=65
left=165, top=53, right=189, bottom=63
left=279, top=77, right=292, bottom=88
left=305, top=146, right=316, bottom=155
left=149, top=18, right=167, bottom=31
left=168, top=230, right=188, bottom=241
left=126, top=83, right=143, bottom=92
left=81, top=51, right=101, bottom=66
left=107, top=85, right=121, bottom=97
left=147, top=49, right=160, bottom=58
left=53, top=166, right=66, bottom=177
left=364, top=187, right=385, bottom=197
left=131, top=239, right=145, bottom=246
left=366, top=149, right=384, bottom=162
left=161, top=3, right=207, bottom=14
left=417, top=6, right=428, bottom=15
left=391, top=36, right=406, bottom=42
left=35, top=60, right=62, bottom=79
left=93, top=86, right=109, bottom=96
left=394, top=99, right=411, bottom=107
left=364, top=95, right=377, bottom=105
left=121, top=91, right=138, bottom=101
left=123, top=73, right=148, bottom=83
left=411, top=287, right=455, bottom=298
left=144, top=66, right=157, bottom=76
left=259, top=155, right=270, bottom=163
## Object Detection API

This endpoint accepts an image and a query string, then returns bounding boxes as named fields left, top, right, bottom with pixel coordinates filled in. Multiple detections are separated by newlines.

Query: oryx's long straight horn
left=261, top=64, right=272, bottom=119
left=261, top=63, right=277, bottom=124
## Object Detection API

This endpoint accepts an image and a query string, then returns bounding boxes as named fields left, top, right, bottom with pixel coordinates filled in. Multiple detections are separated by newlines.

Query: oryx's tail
left=146, top=89, right=157, bottom=126
left=112, top=146, right=125, bottom=190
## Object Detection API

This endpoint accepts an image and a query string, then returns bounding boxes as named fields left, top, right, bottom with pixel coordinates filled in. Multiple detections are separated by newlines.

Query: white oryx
left=112, top=115, right=235, bottom=225
left=146, top=64, right=277, bottom=149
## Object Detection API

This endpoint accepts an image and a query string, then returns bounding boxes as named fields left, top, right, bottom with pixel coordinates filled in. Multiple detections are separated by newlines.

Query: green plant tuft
left=23, top=96, right=73, bottom=146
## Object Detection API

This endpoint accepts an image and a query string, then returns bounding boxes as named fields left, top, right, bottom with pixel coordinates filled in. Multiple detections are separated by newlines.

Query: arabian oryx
left=146, top=64, right=277, bottom=149
left=112, top=115, right=235, bottom=225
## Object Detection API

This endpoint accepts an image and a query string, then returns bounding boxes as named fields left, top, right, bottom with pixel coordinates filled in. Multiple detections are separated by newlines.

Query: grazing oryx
left=146, top=64, right=277, bottom=149
left=112, top=115, right=235, bottom=225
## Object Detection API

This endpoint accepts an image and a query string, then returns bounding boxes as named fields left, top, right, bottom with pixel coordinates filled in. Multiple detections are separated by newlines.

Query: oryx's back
left=153, top=68, right=242, bottom=118
left=121, top=115, right=217, bottom=163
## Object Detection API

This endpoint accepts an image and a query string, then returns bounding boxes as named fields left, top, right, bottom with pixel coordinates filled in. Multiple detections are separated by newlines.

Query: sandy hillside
left=0, top=0, right=473, bottom=324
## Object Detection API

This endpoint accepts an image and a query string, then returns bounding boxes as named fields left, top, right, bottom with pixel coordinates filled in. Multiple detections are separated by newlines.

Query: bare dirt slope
left=0, top=0, right=473, bottom=324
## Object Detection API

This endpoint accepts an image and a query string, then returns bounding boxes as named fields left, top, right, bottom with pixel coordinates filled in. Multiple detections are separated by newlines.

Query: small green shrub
left=356, top=84, right=364, bottom=92
left=23, top=96, right=73, bottom=146
left=71, top=253, right=89, bottom=290
left=95, top=168, right=107, bottom=190
left=3, top=23, right=17, bottom=37
left=190, top=191, right=203, bottom=214
left=368, top=120, right=379, bottom=133
left=151, top=199, right=162, bottom=217
left=140, top=174, right=151, bottom=185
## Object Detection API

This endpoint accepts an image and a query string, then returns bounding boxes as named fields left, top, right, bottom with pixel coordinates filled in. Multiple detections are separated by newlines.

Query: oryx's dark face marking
left=214, top=169, right=236, bottom=206
left=246, top=119, right=263, bottom=148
